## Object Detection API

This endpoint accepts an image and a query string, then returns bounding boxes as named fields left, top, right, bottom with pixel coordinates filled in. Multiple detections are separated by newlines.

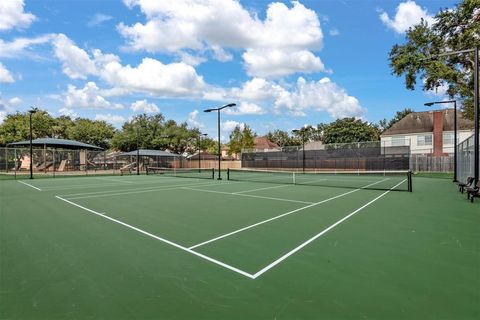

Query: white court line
left=182, top=187, right=314, bottom=205
left=251, top=179, right=406, bottom=279
left=232, top=184, right=290, bottom=194
left=55, top=196, right=255, bottom=279
left=65, top=181, right=224, bottom=200
left=18, top=180, right=42, bottom=191
left=95, top=177, right=133, bottom=184
left=187, top=178, right=389, bottom=250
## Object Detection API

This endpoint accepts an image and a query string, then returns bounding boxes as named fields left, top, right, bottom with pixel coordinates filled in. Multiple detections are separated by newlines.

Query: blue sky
left=0, top=0, right=456, bottom=140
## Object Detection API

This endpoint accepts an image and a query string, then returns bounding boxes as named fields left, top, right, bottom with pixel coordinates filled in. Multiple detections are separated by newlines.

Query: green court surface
left=0, top=173, right=479, bottom=319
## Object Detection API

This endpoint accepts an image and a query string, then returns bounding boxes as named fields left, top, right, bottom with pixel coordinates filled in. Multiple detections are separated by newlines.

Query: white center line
left=251, top=179, right=406, bottom=279
left=232, top=184, right=290, bottom=194
left=187, top=178, right=389, bottom=250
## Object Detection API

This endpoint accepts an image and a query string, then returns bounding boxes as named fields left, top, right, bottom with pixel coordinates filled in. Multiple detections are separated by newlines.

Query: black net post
left=408, top=170, right=413, bottom=192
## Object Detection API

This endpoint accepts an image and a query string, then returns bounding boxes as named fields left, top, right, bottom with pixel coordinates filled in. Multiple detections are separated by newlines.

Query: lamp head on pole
left=29, top=107, right=39, bottom=114
left=424, top=102, right=435, bottom=106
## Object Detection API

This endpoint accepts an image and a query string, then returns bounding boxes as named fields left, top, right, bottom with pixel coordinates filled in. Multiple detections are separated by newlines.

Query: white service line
left=251, top=179, right=406, bottom=279
left=182, top=187, right=314, bottom=205
left=188, top=178, right=389, bottom=250
left=232, top=184, right=290, bottom=194
left=64, top=181, right=226, bottom=200
left=55, top=196, right=255, bottom=279
left=18, top=180, right=42, bottom=191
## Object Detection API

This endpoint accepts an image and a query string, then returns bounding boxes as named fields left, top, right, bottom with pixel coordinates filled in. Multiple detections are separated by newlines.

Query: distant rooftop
left=381, top=109, right=474, bottom=136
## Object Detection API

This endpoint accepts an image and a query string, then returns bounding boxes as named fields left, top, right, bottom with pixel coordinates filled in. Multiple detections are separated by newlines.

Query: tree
left=0, top=110, right=56, bottom=145
left=67, top=118, right=116, bottom=149
left=227, top=125, right=256, bottom=155
left=111, top=114, right=165, bottom=151
left=377, top=108, right=413, bottom=132
left=322, top=118, right=380, bottom=144
left=265, top=129, right=300, bottom=147
left=389, top=0, right=480, bottom=119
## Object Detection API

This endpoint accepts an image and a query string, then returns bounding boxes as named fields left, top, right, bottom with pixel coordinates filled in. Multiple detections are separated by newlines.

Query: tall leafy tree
left=0, top=110, right=56, bottom=145
left=265, top=129, right=300, bottom=147
left=111, top=114, right=165, bottom=151
left=227, top=125, right=256, bottom=155
left=67, top=118, right=116, bottom=149
left=389, top=0, right=480, bottom=119
left=322, top=118, right=380, bottom=144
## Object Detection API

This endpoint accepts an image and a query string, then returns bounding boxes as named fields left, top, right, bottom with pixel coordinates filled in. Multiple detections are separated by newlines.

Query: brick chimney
left=432, top=110, right=447, bottom=156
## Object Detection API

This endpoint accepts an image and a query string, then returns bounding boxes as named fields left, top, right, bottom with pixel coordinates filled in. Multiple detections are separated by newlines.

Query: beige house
left=381, top=109, right=474, bottom=155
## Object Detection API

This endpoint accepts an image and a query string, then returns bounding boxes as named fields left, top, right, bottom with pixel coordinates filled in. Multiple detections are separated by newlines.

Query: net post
left=212, top=168, right=216, bottom=179
left=226, top=168, right=230, bottom=180
left=408, top=170, right=413, bottom=192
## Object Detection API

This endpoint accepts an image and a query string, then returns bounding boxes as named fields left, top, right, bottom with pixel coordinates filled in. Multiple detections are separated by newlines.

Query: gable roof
left=254, top=136, right=280, bottom=150
left=381, top=109, right=474, bottom=136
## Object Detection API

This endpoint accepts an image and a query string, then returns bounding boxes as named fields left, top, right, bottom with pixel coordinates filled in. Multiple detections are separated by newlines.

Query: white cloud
left=243, top=48, right=325, bottom=78
left=130, top=99, right=159, bottom=113
left=95, top=113, right=126, bottom=125
left=100, top=58, right=205, bottom=96
left=0, top=63, right=14, bottom=83
left=87, top=13, right=113, bottom=27
left=51, top=34, right=206, bottom=97
left=273, top=77, right=364, bottom=118
left=222, top=120, right=244, bottom=132
left=187, top=109, right=204, bottom=128
left=119, top=0, right=324, bottom=78
left=0, top=0, right=36, bottom=31
left=379, top=1, right=435, bottom=34
left=224, top=101, right=265, bottom=115
left=230, top=77, right=282, bottom=101
left=52, top=34, right=98, bottom=79
left=0, top=35, right=53, bottom=59
left=58, top=107, right=79, bottom=118
left=8, top=97, right=21, bottom=106
left=65, top=82, right=124, bottom=109
left=0, top=96, right=17, bottom=124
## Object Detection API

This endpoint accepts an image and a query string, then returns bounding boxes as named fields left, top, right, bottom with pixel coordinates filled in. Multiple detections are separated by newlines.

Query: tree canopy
left=389, top=0, right=480, bottom=119
left=378, top=108, right=414, bottom=132
left=227, top=125, right=256, bottom=155
left=322, top=118, right=380, bottom=144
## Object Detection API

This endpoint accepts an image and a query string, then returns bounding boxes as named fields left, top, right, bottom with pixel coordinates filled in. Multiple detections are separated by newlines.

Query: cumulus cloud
left=52, top=34, right=206, bottom=97
left=130, top=99, right=159, bottom=113
left=379, top=0, right=435, bottom=34
left=222, top=120, right=244, bottom=132
left=65, top=82, right=124, bottom=109
left=0, top=35, right=54, bottom=59
left=52, top=34, right=98, bottom=79
left=8, top=97, right=21, bottom=106
left=0, top=0, right=36, bottom=31
left=243, top=48, right=325, bottom=78
left=58, top=107, right=79, bottom=118
left=224, top=102, right=265, bottom=115
left=95, top=113, right=126, bottom=125
left=119, top=0, right=325, bottom=78
left=0, top=63, right=14, bottom=83
left=187, top=109, right=204, bottom=128
left=273, top=77, right=364, bottom=118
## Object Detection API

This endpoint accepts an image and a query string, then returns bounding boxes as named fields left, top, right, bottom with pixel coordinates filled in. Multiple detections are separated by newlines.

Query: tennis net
left=227, top=168, right=412, bottom=191
left=146, top=167, right=215, bottom=179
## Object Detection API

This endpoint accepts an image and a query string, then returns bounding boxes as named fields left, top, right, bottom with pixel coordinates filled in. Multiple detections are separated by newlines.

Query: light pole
left=197, top=132, right=207, bottom=171
left=424, top=100, right=458, bottom=182
left=204, top=103, right=236, bottom=180
left=422, top=47, right=479, bottom=185
left=136, top=125, right=140, bottom=175
left=292, top=127, right=308, bottom=173
left=28, top=107, right=39, bottom=179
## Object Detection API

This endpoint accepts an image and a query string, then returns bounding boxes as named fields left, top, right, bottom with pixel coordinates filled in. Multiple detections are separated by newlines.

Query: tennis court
left=1, top=170, right=479, bottom=319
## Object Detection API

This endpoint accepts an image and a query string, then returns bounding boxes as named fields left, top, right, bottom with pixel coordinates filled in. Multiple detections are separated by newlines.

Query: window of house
left=443, top=132, right=454, bottom=145
left=391, top=136, right=406, bottom=146
left=417, top=134, right=432, bottom=146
